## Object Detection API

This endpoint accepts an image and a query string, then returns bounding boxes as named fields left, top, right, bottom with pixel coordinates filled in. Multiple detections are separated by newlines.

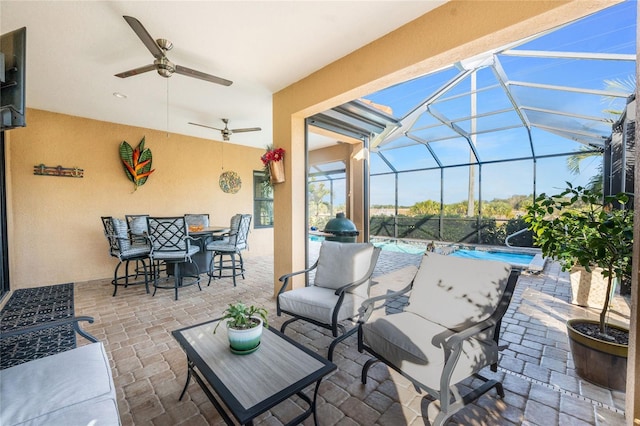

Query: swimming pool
left=449, top=249, right=534, bottom=267
left=372, top=240, right=426, bottom=255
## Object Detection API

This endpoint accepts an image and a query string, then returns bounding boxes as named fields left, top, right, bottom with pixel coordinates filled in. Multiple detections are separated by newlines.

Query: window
left=253, top=171, right=273, bottom=228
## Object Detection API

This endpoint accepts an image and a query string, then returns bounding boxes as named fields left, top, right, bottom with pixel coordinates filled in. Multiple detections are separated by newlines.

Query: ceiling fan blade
left=123, top=15, right=164, bottom=59
left=175, top=65, right=233, bottom=86
left=115, top=64, right=157, bottom=78
left=188, top=122, right=224, bottom=132
left=231, top=127, right=262, bottom=133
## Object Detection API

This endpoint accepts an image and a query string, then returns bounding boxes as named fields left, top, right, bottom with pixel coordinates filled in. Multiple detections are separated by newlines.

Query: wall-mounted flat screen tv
left=1, top=27, right=26, bottom=131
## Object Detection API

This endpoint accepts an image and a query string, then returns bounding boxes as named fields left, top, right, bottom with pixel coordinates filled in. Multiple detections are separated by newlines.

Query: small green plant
left=524, top=183, right=634, bottom=337
left=214, top=302, right=268, bottom=333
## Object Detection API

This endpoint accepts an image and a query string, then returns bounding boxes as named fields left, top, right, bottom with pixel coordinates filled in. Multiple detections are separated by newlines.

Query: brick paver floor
left=74, top=245, right=629, bottom=425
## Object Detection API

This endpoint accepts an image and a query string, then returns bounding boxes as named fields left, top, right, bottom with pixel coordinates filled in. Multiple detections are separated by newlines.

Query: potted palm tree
left=524, top=183, right=633, bottom=391
left=214, top=302, right=269, bottom=355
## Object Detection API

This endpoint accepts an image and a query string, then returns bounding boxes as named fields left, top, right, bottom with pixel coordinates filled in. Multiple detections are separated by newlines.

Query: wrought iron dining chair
left=100, top=216, right=151, bottom=296
left=206, top=214, right=251, bottom=287
left=146, top=216, right=202, bottom=300
left=185, top=213, right=210, bottom=230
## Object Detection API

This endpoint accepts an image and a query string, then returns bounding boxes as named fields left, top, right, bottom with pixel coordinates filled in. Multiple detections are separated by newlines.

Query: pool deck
left=73, top=242, right=629, bottom=425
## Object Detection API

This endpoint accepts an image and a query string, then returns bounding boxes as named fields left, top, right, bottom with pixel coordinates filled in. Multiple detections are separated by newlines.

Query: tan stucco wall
left=5, top=108, right=273, bottom=289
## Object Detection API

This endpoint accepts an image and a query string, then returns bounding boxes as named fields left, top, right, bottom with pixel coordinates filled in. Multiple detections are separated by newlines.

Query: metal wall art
left=219, top=170, right=241, bottom=194
left=33, top=164, right=84, bottom=178
left=120, top=136, right=155, bottom=191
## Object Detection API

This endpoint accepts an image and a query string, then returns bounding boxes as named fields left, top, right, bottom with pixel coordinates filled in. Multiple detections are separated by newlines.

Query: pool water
left=372, top=241, right=425, bottom=255
left=449, top=249, right=534, bottom=266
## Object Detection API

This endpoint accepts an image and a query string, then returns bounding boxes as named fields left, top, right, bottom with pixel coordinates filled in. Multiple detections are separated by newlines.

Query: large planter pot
left=566, top=318, right=628, bottom=391
left=227, top=318, right=263, bottom=355
left=569, top=266, right=613, bottom=308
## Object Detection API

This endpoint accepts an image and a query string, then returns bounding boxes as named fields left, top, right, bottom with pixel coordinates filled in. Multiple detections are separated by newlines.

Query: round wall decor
left=219, top=170, right=241, bottom=194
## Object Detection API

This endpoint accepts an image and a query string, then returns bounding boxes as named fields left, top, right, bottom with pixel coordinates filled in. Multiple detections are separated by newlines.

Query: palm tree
left=565, top=76, right=636, bottom=192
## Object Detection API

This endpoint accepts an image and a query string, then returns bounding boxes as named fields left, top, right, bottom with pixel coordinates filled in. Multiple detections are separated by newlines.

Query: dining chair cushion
left=407, top=253, right=511, bottom=332
left=277, top=285, right=366, bottom=324
left=314, top=241, right=376, bottom=299
left=120, top=243, right=151, bottom=259
left=205, top=243, right=237, bottom=253
left=151, top=245, right=199, bottom=261
left=129, top=216, right=148, bottom=236
left=112, top=218, right=130, bottom=251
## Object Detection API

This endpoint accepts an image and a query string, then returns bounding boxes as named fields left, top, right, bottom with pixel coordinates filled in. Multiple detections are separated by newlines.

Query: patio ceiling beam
left=428, top=107, right=481, bottom=164
left=410, top=107, right=515, bottom=133
left=532, top=123, right=608, bottom=146
left=379, top=134, right=461, bottom=150
left=434, top=83, right=501, bottom=103
left=375, top=151, right=398, bottom=173
left=521, top=106, right=613, bottom=123
left=370, top=148, right=602, bottom=177
left=509, top=81, right=630, bottom=98
left=468, top=124, right=524, bottom=135
left=405, top=133, right=444, bottom=169
left=491, top=58, right=536, bottom=160
left=382, top=69, right=473, bottom=145
left=501, top=50, right=636, bottom=62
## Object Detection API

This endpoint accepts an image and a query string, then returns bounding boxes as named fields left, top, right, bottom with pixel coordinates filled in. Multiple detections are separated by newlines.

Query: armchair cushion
left=314, top=241, right=376, bottom=298
left=361, top=311, right=498, bottom=390
left=408, top=253, right=511, bottom=332
left=278, top=285, right=365, bottom=324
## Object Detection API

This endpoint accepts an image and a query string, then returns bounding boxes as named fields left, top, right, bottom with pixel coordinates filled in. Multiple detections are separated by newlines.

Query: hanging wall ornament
left=219, top=170, right=241, bottom=194
left=120, top=136, right=155, bottom=191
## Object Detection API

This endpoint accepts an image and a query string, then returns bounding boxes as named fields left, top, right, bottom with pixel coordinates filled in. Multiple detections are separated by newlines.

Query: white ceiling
left=1, top=1, right=445, bottom=149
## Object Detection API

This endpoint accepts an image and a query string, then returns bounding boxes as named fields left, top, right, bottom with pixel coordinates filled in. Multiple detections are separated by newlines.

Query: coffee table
left=172, top=319, right=337, bottom=425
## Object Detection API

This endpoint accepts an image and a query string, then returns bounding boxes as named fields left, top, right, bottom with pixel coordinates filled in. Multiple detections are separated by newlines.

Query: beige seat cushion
left=361, top=311, right=498, bottom=391
left=278, top=285, right=365, bottom=324
left=408, top=253, right=511, bottom=331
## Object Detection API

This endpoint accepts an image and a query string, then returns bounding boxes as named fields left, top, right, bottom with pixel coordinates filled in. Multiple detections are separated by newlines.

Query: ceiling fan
left=189, top=119, right=261, bottom=141
left=115, top=15, right=232, bottom=86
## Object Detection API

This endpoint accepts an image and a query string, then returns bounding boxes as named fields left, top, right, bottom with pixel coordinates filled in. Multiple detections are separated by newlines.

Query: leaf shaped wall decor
left=120, top=136, right=155, bottom=190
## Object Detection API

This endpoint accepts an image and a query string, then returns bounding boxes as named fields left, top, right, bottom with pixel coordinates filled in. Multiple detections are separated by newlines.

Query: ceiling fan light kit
left=115, top=16, right=232, bottom=86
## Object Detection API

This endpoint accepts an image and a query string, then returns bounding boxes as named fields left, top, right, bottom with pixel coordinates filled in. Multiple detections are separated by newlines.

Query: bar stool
left=100, top=216, right=151, bottom=296
left=206, top=214, right=251, bottom=287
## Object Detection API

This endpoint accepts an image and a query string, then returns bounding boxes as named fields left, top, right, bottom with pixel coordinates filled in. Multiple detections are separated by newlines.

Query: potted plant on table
left=524, top=183, right=633, bottom=391
left=214, top=302, right=269, bottom=355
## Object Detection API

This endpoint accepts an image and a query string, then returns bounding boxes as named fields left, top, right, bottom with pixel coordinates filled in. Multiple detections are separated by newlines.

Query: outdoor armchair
left=358, top=252, right=519, bottom=426
left=277, top=240, right=381, bottom=361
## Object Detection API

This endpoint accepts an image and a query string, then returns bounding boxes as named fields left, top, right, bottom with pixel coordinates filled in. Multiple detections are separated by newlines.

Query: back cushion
left=112, top=218, right=131, bottom=251
left=408, top=252, right=511, bottom=331
left=129, top=216, right=148, bottom=236
left=314, top=241, right=376, bottom=298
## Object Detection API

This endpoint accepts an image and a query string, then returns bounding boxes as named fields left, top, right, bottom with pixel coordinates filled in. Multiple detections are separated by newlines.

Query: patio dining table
left=167, top=226, right=229, bottom=276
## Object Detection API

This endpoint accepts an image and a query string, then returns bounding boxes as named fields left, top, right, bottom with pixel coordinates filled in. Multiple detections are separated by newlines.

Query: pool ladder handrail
left=505, top=228, right=529, bottom=248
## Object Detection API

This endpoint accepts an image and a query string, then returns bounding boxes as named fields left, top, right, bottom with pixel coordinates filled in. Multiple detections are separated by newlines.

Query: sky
left=341, top=0, right=638, bottom=207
